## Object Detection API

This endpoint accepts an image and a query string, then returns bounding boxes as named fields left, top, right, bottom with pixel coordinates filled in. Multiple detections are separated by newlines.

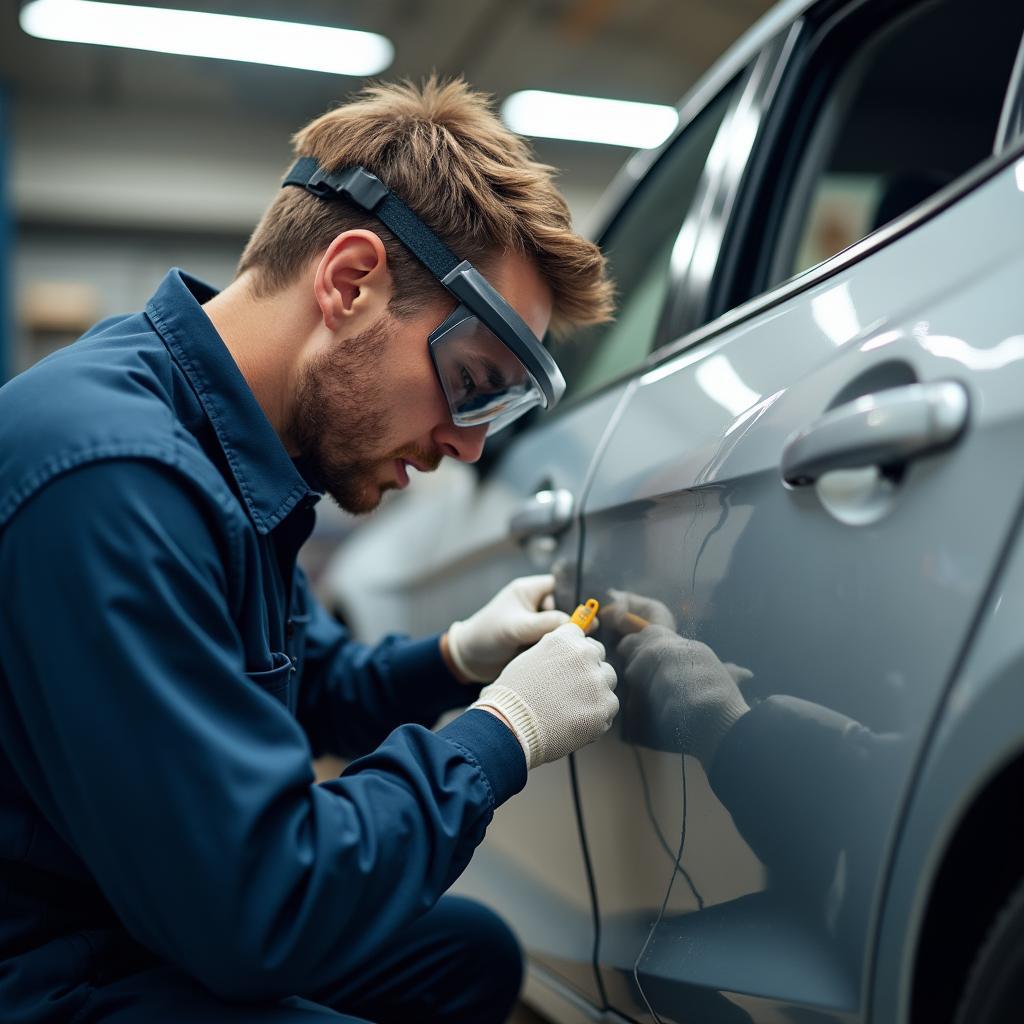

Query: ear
left=313, top=230, right=390, bottom=331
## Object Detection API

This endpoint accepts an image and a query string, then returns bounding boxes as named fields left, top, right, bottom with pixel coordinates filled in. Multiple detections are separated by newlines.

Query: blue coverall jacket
left=0, top=269, right=527, bottom=1023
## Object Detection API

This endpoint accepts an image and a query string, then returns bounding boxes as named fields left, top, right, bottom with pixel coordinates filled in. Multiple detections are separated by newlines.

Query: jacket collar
left=146, top=268, right=320, bottom=534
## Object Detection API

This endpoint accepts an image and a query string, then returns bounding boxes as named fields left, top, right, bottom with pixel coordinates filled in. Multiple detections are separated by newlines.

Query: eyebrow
left=478, top=357, right=508, bottom=391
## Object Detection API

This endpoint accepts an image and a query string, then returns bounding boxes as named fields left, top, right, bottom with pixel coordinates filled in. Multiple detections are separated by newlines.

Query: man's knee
left=453, top=896, right=522, bottom=984
left=306, top=895, right=523, bottom=1024
left=429, top=896, right=523, bottom=1022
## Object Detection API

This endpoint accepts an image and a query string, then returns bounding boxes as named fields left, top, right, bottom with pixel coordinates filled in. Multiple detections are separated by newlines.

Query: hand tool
left=570, top=599, right=600, bottom=632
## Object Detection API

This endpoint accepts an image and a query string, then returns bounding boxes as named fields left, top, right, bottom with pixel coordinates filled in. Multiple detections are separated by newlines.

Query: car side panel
left=401, top=385, right=630, bottom=1007
left=572, top=161, right=1024, bottom=1021
left=871, top=503, right=1024, bottom=1023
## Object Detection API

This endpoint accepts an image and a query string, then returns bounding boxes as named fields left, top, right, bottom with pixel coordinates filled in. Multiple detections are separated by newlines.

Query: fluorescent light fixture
left=20, top=0, right=393, bottom=77
left=502, top=90, right=677, bottom=149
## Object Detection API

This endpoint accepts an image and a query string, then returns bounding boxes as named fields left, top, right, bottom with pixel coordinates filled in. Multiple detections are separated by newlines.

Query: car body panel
left=572, top=160, right=1024, bottom=1021
left=322, top=0, right=1024, bottom=1017
left=870, top=499, right=1024, bottom=1023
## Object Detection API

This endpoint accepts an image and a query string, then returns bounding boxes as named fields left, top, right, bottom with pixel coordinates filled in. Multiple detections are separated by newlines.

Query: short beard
left=287, top=317, right=395, bottom=514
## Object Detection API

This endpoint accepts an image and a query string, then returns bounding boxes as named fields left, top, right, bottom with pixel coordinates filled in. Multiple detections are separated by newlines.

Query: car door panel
left=392, top=72, right=755, bottom=1004
left=325, top=65, right=751, bottom=1007
left=424, top=383, right=630, bottom=1004
left=573, top=162, right=1024, bottom=1021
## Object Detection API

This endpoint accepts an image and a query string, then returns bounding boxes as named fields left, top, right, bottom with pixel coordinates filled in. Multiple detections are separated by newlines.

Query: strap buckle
left=306, top=166, right=389, bottom=211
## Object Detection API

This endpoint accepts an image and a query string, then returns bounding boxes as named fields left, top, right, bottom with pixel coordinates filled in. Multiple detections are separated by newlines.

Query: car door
left=572, top=0, right=1024, bottom=1021
left=402, top=73, right=743, bottom=1008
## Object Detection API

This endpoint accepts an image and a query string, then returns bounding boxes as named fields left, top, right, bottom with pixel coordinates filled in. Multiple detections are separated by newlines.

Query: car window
left=550, top=82, right=736, bottom=403
left=758, top=0, right=1024, bottom=291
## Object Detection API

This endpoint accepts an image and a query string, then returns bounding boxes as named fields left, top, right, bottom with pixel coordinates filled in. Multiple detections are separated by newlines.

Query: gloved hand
left=446, top=574, right=569, bottom=683
left=618, top=625, right=749, bottom=769
left=602, top=589, right=677, bottom=633
left=471, top=622, right=618, bottom=769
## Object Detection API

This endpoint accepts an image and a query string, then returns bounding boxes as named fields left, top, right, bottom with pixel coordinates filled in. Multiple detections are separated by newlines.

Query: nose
left=432, top=421, right=488, bottom=463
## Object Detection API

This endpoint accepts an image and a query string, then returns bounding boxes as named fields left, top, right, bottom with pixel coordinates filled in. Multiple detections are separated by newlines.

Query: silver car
left=323, top=0, right=1024, bottom=1020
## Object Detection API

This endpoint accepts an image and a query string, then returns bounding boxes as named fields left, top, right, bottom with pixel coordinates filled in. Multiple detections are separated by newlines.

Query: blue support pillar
left=0, top=82, right=10, bottom=383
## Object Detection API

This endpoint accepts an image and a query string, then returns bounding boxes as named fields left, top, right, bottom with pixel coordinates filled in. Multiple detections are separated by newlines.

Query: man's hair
left=237, top=77, right=613, bottom=336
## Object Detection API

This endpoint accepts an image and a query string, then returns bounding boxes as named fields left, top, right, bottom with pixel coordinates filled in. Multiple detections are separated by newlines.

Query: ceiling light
left=502, top=90, right=678, bottom=149
left=20, top=0, right=393, bottom=77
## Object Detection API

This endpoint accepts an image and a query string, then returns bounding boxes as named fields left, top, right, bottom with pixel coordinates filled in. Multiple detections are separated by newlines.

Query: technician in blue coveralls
left=0, top=79, right=619, bottom=1024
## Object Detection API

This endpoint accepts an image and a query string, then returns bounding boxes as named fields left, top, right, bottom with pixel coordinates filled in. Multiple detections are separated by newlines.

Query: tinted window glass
left=551, top=83, right=736, bottom=401
left=765, top=0, right=1024, bottom=288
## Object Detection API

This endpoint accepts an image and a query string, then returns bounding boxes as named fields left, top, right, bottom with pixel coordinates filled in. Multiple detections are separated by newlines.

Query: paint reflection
left=600, top=589, right=904, bottom=970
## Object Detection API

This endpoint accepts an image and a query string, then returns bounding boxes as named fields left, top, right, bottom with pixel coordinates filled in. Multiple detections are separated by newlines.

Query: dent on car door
left=573, top=1, right=1024, bottom=1021
left=442, top=75, right=743, bottom=1005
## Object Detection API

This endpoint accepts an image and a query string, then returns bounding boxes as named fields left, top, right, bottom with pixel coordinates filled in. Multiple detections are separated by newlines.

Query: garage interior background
left=0, top=0, right=774, bottom=576
left=0, top=0, right=780, bottom=377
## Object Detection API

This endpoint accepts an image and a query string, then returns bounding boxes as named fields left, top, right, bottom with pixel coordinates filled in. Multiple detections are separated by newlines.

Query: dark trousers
left=73, top=896, right=523, bottom=1024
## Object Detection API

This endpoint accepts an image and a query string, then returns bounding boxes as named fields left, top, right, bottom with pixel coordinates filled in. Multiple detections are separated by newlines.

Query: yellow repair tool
left=570, top=598, right=600, bottom=632
left=620, top=611, right=650, bottom=634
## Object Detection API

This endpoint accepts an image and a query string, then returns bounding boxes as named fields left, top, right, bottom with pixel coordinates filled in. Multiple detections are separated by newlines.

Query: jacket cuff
left=386, top=633, right=484, bottom=725
left=437, top=708, right=528, bottom=807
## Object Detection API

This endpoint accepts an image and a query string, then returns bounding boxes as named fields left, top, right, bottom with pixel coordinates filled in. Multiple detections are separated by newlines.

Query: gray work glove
left=471, top=622, right=619, bottom=769
left=604, top=589, right=752, bottom=690
left=618, top=625, right=749, bottom=769
left=602, top=589, right=677, bottom=632
left=447, top=574, right=570, bottom=683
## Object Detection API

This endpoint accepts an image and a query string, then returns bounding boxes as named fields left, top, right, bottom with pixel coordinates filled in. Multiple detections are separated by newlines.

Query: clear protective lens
left=429, top=310, right=544, bottom=434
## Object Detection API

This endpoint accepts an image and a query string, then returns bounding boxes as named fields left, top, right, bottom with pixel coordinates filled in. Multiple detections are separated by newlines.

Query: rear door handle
left=782, top=380, right=969, bottom=486
left=509, top=488, right=575, bottom=540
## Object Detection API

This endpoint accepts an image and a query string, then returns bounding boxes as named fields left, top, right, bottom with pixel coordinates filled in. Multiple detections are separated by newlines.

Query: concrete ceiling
left=0, top=0, right=776, bottom=232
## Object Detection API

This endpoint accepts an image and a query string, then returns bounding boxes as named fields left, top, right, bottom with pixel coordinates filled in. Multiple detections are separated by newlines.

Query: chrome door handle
left=782, top=381, right=969, bottom=487
left=509, top=489, right=575, bottom=540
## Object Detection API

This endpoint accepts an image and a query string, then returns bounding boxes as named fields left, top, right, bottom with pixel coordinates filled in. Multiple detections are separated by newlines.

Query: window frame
left=642, top=99, right=1024, bottom=385
left=507, top=71, right=750, bottom=432
left=524, top=30, right=798, bottom=423
left=656, top=23, right=802, bottom=347
left=996, top=27, right=1024, bottom=151
left=548, top=76, right=742, bottom=406
left=708, top=0, right=1024, bottom=323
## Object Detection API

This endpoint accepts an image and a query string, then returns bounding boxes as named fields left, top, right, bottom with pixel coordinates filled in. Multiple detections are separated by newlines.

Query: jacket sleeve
left=0, top=458, right=526, bottom=1000
left=293, top=570, right=483, bottom=759
left=709, top=695, right=898, bottom=903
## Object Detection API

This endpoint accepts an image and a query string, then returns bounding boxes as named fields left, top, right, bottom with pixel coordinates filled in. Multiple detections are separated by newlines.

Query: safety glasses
left=430, top=262, right=564, bottom=434
left=282, top=160, right=565, bottom=434
left=429, top=305, right=540, bottom=434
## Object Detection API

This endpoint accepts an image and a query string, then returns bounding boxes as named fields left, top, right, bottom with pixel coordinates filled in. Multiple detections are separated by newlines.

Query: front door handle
left=509, top=488, right=575, bottom=540
left=782, top=380, right=969, bottom=487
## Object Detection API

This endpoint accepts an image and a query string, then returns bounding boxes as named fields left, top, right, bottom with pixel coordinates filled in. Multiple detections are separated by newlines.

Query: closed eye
left=481, top=358, right=508, bottom=391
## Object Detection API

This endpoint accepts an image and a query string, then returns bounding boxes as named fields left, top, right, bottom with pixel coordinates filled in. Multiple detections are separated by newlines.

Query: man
left=0, top=79, right=619, bottom=1023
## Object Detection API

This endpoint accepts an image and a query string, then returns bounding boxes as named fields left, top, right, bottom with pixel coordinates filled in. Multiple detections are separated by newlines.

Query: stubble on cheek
left=286, top=319, right=394, bottom=514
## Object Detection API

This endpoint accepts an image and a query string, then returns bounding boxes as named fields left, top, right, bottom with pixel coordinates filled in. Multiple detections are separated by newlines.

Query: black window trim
left=657, top=21, right=803, bottom=347
left=644, top=0, right=1024, bottom=380
left=535, top=31, right=796, bottom=424
left=708, top=0, right=917, bottom=321
left=995, top=27, right=1024, bottom=152
left=531, top=68, right=753, bottom=426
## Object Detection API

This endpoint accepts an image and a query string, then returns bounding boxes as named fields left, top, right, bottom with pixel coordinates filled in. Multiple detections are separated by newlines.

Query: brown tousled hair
left=237, top=77, right=613, bottom=336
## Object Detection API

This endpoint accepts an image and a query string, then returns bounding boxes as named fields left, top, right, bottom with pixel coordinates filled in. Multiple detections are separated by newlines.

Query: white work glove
left=446, top=574, right=570, bottom=684
left=618, top=625, right=749, bottom=769
left=471, top=622, right=618, bottom=769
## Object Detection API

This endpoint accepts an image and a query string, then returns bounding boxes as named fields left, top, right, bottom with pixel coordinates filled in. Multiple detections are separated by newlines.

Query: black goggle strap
left=281, top=158, right=563, bottom=409
left=281, top=157, right=461, bottom=282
